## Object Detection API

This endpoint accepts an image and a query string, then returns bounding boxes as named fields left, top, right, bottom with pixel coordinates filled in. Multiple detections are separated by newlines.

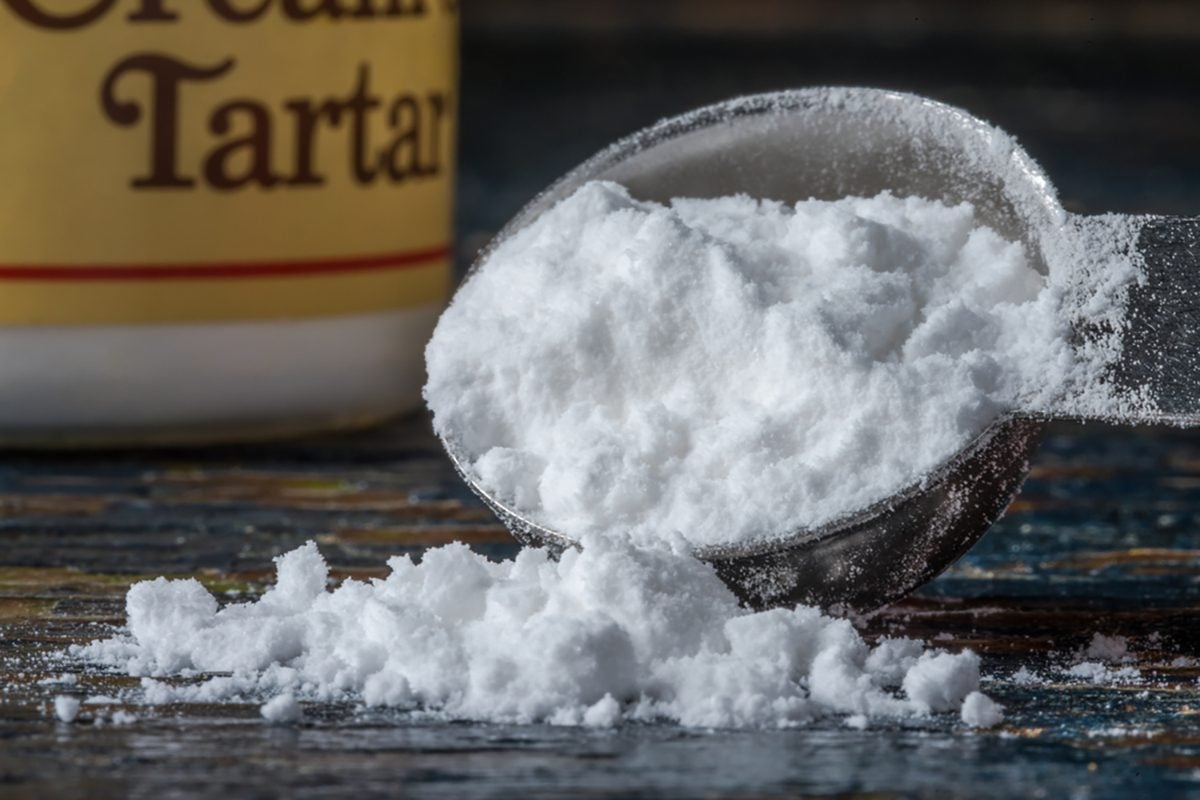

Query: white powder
left=1083, top=633, right=1131, bottom=662
left=261, top=693, right=303, bottom=724
left=1066, top=662, right=1142, bottom=685
left=53, top=695, right=80, bottom=723
left=960, top=691, right=1005, bottom=728
left=902, top=650, right=982, bottom=714
left=425, top=182, right=1076, bottom=547
left=1059, top=634, right=1140, bottom=685
left=1010, top=666, right=1044, bottom=686
left=37, top=673, right=76, bottom=686
left=68, top=166, right=1146, bottom=731
left=75, top=540, right=997, bottom=729
left=83, top=694, right=121, bottom=705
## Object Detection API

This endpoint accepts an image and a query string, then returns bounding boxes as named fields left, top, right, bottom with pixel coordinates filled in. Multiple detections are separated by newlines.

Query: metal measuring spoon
left=441, top=88, right=1200, bottom=612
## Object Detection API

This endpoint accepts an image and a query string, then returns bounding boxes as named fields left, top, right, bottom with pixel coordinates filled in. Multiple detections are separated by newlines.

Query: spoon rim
left=479, top=86, right=1066, bottom=274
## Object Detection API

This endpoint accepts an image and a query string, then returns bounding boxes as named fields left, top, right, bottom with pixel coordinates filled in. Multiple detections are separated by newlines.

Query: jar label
left=0, top=1, right=456, bottom=325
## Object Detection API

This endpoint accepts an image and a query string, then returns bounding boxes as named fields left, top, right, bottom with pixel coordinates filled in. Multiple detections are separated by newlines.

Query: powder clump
left=53, top=695, right=80, bottom=723
left=960, top=691, right=1005, bottom=728
left=425, top=181, right=1069, bottom=547
left=75, top=540, right=995, bottom=730
left=261, top=693, right=303, bottom=725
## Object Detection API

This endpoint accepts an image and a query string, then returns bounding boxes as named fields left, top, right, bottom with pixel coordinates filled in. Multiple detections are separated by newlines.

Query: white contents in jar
left=425, top=181, right=1071, bottom=547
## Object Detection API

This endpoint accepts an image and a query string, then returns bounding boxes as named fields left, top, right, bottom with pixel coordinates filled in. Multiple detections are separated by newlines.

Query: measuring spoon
left=441, top=88, right=1200, bottom=612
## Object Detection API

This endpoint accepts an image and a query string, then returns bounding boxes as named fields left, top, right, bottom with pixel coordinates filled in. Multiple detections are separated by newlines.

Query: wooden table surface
left=4, top=415, right=1200, bottom=798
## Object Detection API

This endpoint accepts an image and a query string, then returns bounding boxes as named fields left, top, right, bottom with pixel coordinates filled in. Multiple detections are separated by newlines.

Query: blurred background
left=457, top=0, right=1200, bottom=260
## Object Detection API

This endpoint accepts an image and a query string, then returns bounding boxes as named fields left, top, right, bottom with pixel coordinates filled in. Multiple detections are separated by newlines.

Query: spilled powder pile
left=76, top=540, right=999, bottom=728
left=426, top=182, right=1078, bottom=548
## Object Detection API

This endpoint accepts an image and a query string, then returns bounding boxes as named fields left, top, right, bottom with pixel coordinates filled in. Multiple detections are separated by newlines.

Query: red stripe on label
left=0, top=246, right=451, bottom=281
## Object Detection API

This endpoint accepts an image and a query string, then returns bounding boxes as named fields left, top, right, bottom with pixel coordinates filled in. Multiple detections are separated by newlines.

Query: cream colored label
left=0, top=1, right=456, bottom=324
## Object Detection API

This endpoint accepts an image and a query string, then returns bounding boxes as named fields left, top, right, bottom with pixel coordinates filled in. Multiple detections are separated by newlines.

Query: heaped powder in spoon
left=425, top=181, right=1071, bottom=547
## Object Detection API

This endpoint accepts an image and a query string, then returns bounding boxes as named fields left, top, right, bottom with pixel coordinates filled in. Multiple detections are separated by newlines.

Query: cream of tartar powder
left=0, top=1, right=457, bottom=445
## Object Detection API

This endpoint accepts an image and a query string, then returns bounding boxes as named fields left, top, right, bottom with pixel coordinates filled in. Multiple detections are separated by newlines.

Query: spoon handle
left=1108, top=215, right=1200, bottom=425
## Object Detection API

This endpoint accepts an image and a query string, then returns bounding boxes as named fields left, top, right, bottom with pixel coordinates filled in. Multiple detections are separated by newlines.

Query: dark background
left=456, top=0, right=1200, bottom=259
